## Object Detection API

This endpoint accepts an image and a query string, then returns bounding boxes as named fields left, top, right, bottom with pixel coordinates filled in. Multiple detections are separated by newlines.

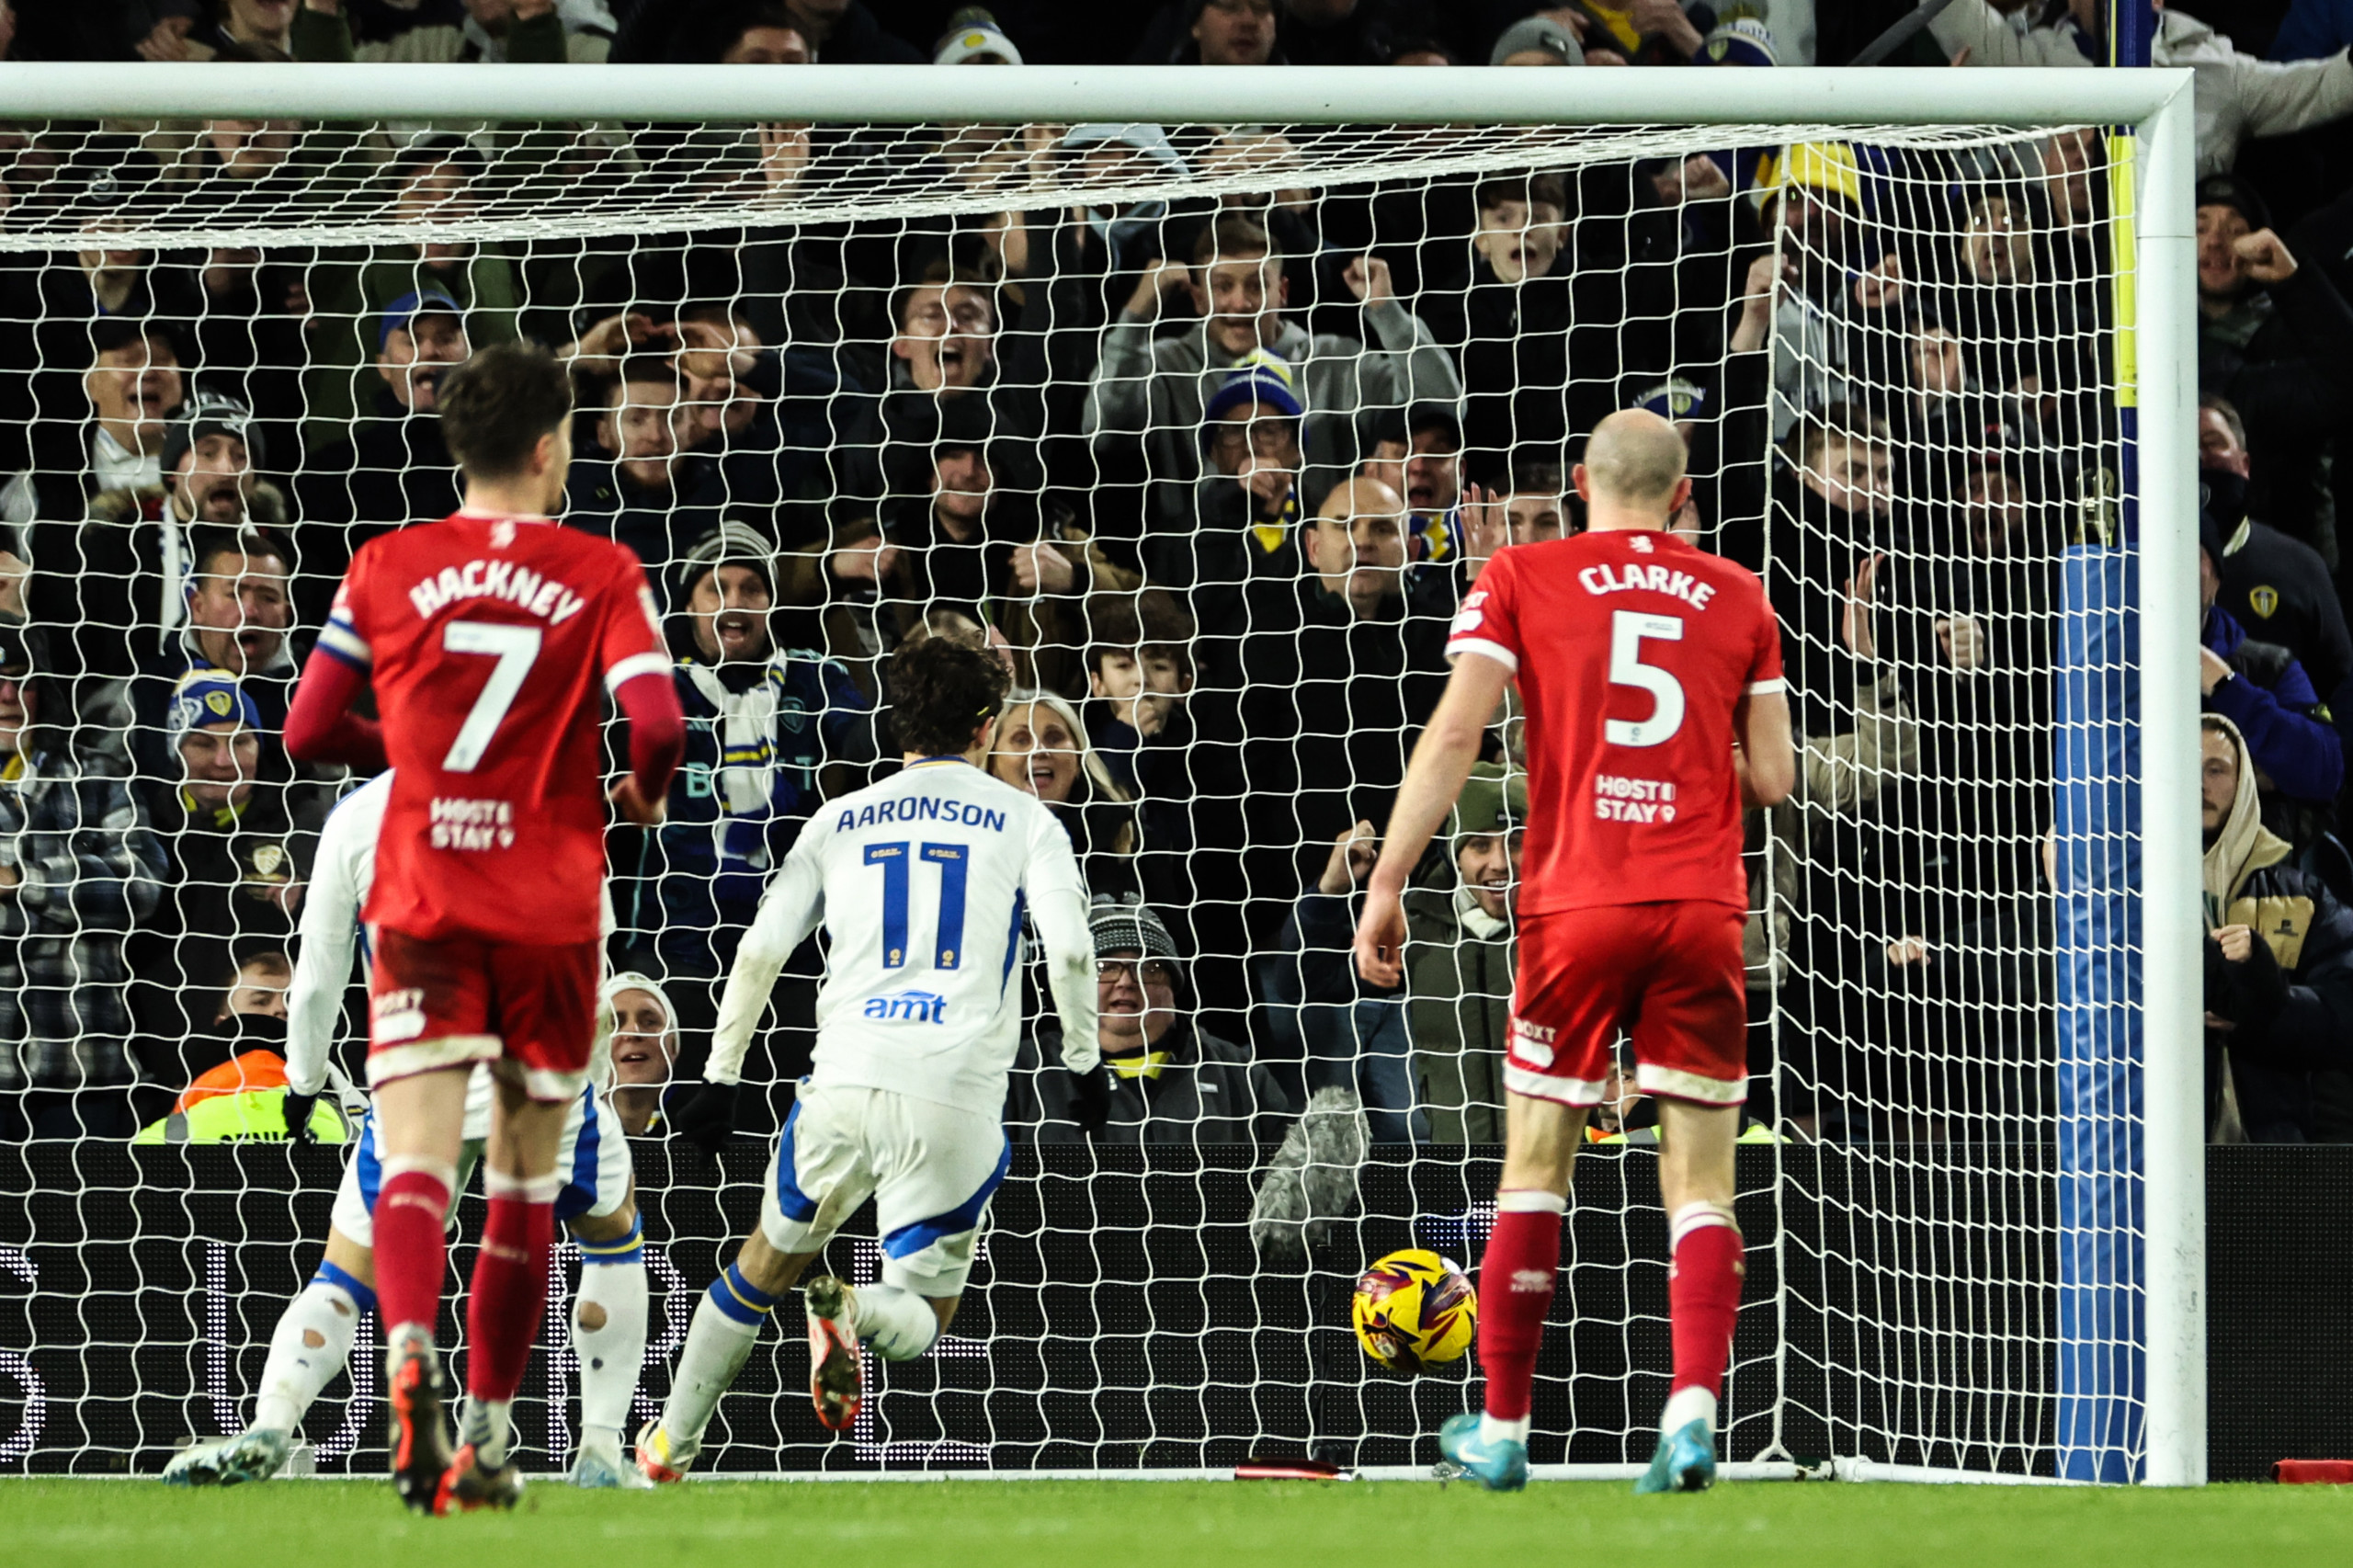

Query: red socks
left=1476, top=1190, right=1565, bottom=1424
left=466, top=1178, right=558, bottom=1406
left=1667, top=1204, right=1745, bottom=1402
left=372, top=1163, right=453, bottom=1344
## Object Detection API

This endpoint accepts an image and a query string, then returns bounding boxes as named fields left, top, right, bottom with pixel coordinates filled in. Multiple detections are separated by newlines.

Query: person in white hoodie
left=1930, top=0, right=2353, bottom=178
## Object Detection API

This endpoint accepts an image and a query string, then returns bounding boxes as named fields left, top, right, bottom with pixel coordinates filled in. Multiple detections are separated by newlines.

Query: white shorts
left=759, top=1081, right=1009, bottom=1297
left=330, top=1084, right=631, bottom=1248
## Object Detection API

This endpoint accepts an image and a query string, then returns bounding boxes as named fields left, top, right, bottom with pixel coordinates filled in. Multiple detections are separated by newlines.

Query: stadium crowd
left=2, top=0, right=2352, bottom=1145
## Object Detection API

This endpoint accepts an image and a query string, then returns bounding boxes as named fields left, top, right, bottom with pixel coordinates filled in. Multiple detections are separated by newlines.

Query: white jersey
left=709, top=758, right=1098, bottom=1114
left=285, top=769, right=616, bottom=1142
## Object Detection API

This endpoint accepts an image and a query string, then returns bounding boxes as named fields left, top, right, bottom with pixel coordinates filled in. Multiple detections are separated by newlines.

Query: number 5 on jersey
left=439, top=619, right=543, bottom=772
left=1608, top=609, right=1685, bottom=747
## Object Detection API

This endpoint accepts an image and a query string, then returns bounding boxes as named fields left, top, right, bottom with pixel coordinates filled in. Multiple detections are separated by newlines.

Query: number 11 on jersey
left=866, top=841, right=971, bottom=969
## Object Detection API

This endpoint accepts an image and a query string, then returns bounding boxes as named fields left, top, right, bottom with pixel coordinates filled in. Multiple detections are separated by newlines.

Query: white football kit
left=291, top=773, right=631, bottom=1249
left=707, top=758, right=1097, bottom=1294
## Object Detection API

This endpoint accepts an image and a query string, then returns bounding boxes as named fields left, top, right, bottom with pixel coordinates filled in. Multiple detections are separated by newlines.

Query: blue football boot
left=1438, top=1412, right=1529, bottom=1493
left=1632, top=1417, right=1717, bottom=1494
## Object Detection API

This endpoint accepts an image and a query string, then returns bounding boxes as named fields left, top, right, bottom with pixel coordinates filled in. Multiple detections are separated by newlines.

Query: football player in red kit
left=1355, top=409, right=1794, bottom=1494
left=284, top=343, right=684, bottom=1513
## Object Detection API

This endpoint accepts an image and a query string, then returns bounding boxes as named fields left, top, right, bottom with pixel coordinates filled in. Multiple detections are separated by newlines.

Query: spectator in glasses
left=1010, top=898, right=1290, bottom=1144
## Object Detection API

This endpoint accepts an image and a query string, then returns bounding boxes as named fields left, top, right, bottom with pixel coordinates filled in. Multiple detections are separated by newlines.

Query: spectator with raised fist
left=2194, top=176, right=2353, bottom=552
left=1086, top=211, right=1461, bottom=533
left=1930, top=0, right=2353, bottom=179
left=566, top=356, right=724, bottom=594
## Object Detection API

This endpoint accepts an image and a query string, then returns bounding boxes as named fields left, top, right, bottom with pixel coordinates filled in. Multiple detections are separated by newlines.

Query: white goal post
left=0, top=61, right=2201, bottom=1487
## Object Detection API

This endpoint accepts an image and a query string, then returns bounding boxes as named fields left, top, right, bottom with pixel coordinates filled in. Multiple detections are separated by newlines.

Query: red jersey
left=1447, top=529, right=1783, bottom=915
left=317, top=509, right=669, bottom=945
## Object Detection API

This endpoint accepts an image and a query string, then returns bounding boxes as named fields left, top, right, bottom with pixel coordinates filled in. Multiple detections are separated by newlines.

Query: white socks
left=573, top=1259, right=649, bottom=1445
left=662, top=1287, right=767, bottom=1448
left=252, top=1278, right=362, bottom=1436
left=1661, top=1385, right=1718, bottom=1436
left=460, top=1394, right=515, bottom=1470
left=857, top=1283, right=940, bottom=1362
left=1480, top=1413, right=1531, bottom=1447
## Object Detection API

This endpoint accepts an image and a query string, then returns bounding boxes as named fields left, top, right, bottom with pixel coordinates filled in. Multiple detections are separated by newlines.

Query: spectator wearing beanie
left=1009, top=897, right=1290, bottom=1144
left=615, top=521, right=874, bottom=1040
left=129, top=667, right=317, bottom=1095
left=28, top=387, right=294, bottom=701
left=1489, top=14, right=1584, bottom=66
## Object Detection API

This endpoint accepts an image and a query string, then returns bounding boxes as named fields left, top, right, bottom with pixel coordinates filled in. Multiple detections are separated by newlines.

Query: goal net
left=0, top=68, right=2195, bottom=1485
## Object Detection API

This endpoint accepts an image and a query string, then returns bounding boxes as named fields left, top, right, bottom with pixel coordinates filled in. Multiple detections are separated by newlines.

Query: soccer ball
left=1352, top=1249, right=1478, bottom=1374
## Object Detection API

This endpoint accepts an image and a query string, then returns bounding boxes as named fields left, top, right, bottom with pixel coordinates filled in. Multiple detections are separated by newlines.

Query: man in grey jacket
left=1085, top=210, right=1462, bottom=532
left=1930, top=0, right=2353, bottom=178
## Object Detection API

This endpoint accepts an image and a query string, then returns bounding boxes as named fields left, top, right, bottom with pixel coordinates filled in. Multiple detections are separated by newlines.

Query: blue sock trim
left=706, top=1262, right=779, bottom=1326
left=313, top=1260, right=378, bottom=1316
left=576, top=1214, right=643, bottom=1266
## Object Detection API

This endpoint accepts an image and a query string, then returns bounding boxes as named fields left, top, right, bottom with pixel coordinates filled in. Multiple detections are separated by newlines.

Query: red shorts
left=1507, top=901, right=1749, bottom=1108
left=366, top=927, right=601, bottom=1101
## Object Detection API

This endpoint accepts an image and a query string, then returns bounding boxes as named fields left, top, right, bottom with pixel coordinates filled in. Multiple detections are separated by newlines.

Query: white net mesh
left=0, top=108, right=2139, bottom=1479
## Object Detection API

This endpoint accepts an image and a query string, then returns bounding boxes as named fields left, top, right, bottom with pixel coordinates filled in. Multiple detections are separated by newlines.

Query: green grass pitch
left=3, top=1477, right=2348, bottom=1568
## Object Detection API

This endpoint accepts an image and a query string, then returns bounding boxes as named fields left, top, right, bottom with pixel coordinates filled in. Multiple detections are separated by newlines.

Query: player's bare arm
left=1354, top=648, right=1513, bottom=989
left=1732, top=687, right=1796, bottom=809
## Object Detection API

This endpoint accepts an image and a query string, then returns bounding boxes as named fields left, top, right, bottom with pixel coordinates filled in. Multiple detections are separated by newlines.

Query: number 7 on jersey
left=439, top=619, right=542, bottom=772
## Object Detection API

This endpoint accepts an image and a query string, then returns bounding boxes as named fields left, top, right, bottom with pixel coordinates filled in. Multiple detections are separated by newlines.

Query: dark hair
left=88, top=318, right=176, bottom=362
left=1353, top=405, right=1407, bottom=460
left=1407, top=402, right=1461, bottom=449
left=1086, top=589, right=1195, bottom=676
left=225, top=945, right=293, bottom=984
left=1136, top=587, right=1196, bottom=656
left=190, top=526, right=288, bottom=582
left=1506, top=458, right=1564, bottom=498
left=436, top=342, right=574, bottom=481
left=1383, top=35, right=1460, bottom=62
left=665, top=0, right=801, bottom=62
left=608, top=355, right=681, bottom=397
left=383, top=132, right=488, bottom=193
left=1476, top=173, right=1566, bottom=215
left=1084, top=594, right=1144, bottom=672
left=679, top=298, right=753, bottom=330
left=888, top=637, right=1011, bottom=757
left=890, top=259, right=1000, bottom=336
left=1190, top=212, right=1275, bottom=268
left=1786, top=401, right=1886, bottom=468
left=2200, top=392, right=2246, bottom=449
